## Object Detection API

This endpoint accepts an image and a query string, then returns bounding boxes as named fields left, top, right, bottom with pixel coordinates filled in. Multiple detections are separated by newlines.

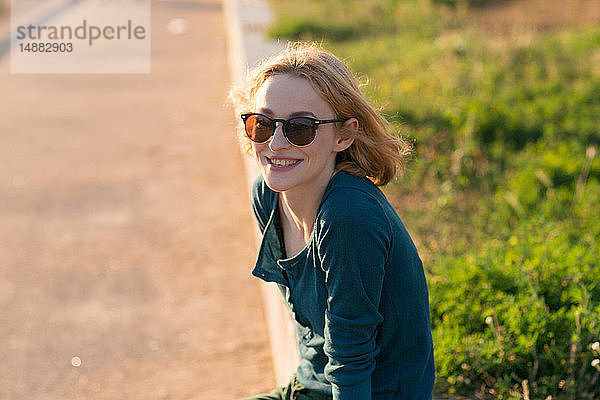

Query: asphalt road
left=0, top=1, right=274, bottom=399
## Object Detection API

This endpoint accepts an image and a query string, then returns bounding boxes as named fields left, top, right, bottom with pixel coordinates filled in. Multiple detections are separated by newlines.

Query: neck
left=279, top=169, right=337, bottom=241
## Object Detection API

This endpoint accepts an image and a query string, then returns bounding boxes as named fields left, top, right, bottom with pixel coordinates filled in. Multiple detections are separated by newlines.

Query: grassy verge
left=267, top=1, right=600, bottom=398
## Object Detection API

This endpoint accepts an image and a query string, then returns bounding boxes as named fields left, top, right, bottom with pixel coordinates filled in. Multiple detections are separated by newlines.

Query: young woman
left=231, top=43, right=435, bottom=400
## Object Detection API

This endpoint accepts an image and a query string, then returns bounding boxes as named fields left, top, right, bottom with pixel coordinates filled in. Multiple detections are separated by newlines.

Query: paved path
left=0, top=1, right=274, bottom=399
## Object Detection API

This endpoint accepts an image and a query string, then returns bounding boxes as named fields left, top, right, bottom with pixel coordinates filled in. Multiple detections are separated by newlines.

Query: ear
left=333, top=118, right=358, bottom=152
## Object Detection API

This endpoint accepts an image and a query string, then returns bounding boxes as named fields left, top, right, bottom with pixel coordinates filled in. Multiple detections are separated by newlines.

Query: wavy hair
left=230, top=42, right=412, bottom=186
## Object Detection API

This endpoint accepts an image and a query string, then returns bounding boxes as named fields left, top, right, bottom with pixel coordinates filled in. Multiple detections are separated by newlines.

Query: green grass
left=267, top=0, right=600, bottom=398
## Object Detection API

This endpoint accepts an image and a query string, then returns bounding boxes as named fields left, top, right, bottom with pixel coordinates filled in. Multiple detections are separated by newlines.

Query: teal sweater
left=251, top=172, right=435, bottom=400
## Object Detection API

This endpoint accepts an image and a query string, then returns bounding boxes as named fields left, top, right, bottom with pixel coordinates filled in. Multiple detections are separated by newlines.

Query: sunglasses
left=240, top=113, right=346, bottom=147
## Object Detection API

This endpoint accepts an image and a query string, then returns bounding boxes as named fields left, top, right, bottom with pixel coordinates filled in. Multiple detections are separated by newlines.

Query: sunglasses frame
left=241, top=113, right=347, bottom=147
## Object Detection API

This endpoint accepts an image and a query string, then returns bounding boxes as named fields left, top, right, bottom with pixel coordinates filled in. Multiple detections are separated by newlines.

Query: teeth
left=270, top=158, right=300, bottom=166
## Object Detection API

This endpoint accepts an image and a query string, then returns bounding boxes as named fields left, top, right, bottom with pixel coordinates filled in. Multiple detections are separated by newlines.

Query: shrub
left=267, top=0, right=600, bottom=397
left=430, top=206, right=600, bottom=399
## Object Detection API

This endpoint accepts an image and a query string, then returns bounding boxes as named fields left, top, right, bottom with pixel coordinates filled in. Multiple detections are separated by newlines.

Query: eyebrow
left=258, top=108, right=317, bottom=118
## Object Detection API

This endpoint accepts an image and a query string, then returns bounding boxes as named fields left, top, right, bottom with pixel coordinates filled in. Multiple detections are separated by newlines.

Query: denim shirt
left=251, top=172, right=435, bottom=400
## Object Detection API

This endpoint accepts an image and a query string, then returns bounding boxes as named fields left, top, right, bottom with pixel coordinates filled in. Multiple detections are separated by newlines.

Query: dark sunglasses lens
left=285, top=118, right=316, bottom=146
left=245, top=115, right=273, bottom=143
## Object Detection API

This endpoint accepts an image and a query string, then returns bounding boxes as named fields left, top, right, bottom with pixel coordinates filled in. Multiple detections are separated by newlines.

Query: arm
left=317, top=192, right=390, bottom=400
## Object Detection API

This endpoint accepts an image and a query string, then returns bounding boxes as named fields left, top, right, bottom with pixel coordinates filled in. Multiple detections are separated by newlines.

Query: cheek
left=311, top=130, right=336, bottom=154
left=251, top=143, right=265, bottom=158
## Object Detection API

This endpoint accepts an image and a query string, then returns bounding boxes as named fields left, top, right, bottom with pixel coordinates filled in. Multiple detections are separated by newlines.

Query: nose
left=268, top=122, right=291, bottom=151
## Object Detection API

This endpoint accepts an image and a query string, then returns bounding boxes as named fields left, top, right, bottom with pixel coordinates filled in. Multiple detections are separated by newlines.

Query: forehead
left=253, top=74, right=333, bottom=117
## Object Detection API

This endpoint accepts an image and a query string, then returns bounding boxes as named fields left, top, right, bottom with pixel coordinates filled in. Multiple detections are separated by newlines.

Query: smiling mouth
left=266, top=157, right=302, bottom=167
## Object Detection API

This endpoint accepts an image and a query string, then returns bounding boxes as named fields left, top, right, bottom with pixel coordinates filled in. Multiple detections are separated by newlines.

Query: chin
left=261, top=173, right=296, bottom=193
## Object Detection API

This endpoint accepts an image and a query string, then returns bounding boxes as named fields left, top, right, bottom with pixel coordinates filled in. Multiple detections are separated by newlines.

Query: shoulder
left=251, top=174, right=273, bottom=202
left=314, top=173, right=394, bottom=266
left=317, top=172, right=392, bottom=234
left=251, top=174, right=276, bottom=225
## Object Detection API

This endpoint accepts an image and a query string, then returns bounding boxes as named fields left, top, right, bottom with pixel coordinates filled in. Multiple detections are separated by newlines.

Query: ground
left=469, top=0, right=600, bottom=36
left=0, top=0, right=597, bottom=398
left=0, top=1, right=274, bottom=399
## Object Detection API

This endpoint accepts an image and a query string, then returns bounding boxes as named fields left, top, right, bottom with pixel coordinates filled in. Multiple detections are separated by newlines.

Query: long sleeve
left=316, top=188, right=391, bottom=400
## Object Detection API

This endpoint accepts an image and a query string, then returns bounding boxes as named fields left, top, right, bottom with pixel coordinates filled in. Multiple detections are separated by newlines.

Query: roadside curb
left=222, top=0, right=299, bottom=387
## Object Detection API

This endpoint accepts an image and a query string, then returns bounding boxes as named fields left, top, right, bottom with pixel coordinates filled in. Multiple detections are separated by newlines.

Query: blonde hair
left=230, top=42, right=411, bottom=186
